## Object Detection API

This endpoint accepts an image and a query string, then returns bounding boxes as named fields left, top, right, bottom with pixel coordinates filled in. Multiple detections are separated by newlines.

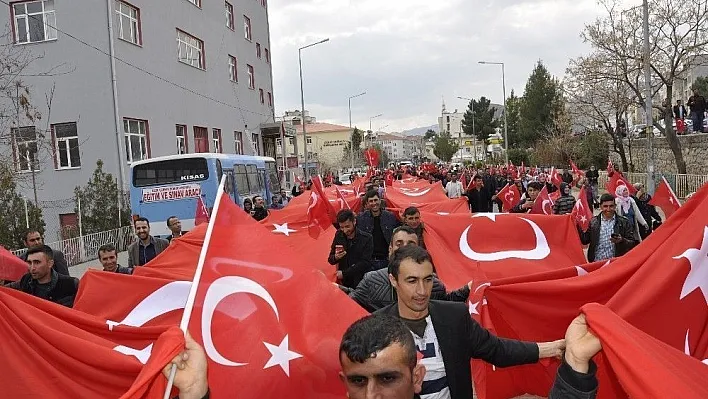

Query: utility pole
left=642, top=0, right=655, bottom=194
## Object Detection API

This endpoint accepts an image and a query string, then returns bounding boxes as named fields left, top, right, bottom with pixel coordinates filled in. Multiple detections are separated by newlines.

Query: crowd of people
left=3, top=159, right=672, bottom=398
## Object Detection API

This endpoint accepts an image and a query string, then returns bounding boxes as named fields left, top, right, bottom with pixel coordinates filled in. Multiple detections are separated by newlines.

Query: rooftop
left=295, top=122, right=351, bottom=134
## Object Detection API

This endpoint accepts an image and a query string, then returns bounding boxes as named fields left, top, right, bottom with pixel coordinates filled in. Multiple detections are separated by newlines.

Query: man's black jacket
left=327, top=229, right=373, bottom=289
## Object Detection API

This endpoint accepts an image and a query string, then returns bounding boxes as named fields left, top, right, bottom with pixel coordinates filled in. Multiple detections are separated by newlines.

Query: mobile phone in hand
left=335, top=245, right=344, bottom=252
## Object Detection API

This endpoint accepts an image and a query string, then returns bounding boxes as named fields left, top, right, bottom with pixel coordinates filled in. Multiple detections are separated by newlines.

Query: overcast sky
left=268, top=0, right=605, bottom=133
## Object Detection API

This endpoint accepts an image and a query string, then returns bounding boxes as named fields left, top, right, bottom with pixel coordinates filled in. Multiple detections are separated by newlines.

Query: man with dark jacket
left=585, top=166, right=599, bottom=207
left=687, top=88, right=706, bottom=133
left=357, top=190, right=400, bottom=270
left=401, top=206, right=426, bottom=248
left=328, top=209, right=374, bottom=289
left=377, top=246, right=565, bottom=399
left=561, top=169, right=574, bottom=185
left=19, top=230, right=70, bottom=276
left=466, top=175, right=494, bottom=213
left=5, top=245, right=79, bottom=307
left=340, top=313, right=599, bottom=399
left=553, top=182, right=576, bottom=215
left=128, top=217, right=170, bottom=267
left=511, top=182, right=543, bottom=213
left=581, top=193, right=637, bottom=262
left=251, top=195, right=269, bottom=221
left=343, top=226, right=470, bottom=313
left=98, top=243, right=133, bottom=274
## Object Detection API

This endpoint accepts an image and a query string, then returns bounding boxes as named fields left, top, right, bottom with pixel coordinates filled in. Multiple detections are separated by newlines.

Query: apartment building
left=0, top=0, right=277, bottom=241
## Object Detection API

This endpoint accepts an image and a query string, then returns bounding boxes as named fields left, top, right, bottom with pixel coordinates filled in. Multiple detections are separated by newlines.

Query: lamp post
left=348, top=91, right=366, bottom=171
left=299, top=38, right=329, bottom=182
left=457, top=96, right=476, bottom=162
left=368, top=113, right=383, bottom=148
left=478, top=61, right=508, bottom=164
left=641, top=0, right=655, bottom=194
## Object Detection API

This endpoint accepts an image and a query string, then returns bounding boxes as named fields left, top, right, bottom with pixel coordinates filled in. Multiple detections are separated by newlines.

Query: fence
left=598, top=171, right=708, bottom=198
left=12, top=226, right=134, bottom=267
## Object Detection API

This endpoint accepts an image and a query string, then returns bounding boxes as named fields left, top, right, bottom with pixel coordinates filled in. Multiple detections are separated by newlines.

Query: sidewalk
left=71, top=251, right=128, bottom=278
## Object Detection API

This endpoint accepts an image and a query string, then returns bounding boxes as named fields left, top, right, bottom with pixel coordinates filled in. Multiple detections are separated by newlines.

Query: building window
left=247, top=64, right=255, bottom=89
left=265, top=48, right=270, bottom=63
left=52, top=122, right=80, bottom=169
left=256, top=42, right=261, bottom=58
left=251, top=132, right=260, bottom=155
left=234, top=131, right=243, bottom=154
left=288, top=138, right=293, bottom=145
left=225, top=1, right=234, bottom=30
left=115, top=1, right=140, bottom=45
left=177, top=29, right=205, bottom=69
left=446, top=115, right=450, bottom=123
left=12, top=126, right=39, bottom=172
left=12, top=0, right=57, bottom=44
left=306, top=136, right=312, bottom=145
left=176, top=124, right=188, bottom=154
left=267, top=92, right=273, bottom=107
left=261, top=0, right=266, bottom=7
left=259, top=88, right=264, bottom=104
left=194, top=126, right=209, bottom=153
left=243, top=15, right=252, bottom=41
left=185, top=0, right=200, bottom=7
left=212, top=128, right=222, bottom=153
left=276, top=138, right=282, bottom=152
left=123, top=118, right=149, bottom=162
left=228, top=55, right=238, bottom=82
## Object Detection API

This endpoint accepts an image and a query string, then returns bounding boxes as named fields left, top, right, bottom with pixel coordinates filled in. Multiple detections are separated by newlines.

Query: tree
left=74, top=160, right=131, bottom=235
left=0, top=163, right=44, bottom=249
left=505, top=90, right=522, bottom=148
left=692, top=76, right=708, bottom=97
left=342, top=127, right=365, bottom=168
left=580, top=0, right=708, bottom=174
left=424, top=129, right=438, bottom=140
left=576, top=132, right=609, bottom=169
left=519, top=61, right=562, bottom=147
left=461, top=96, right=498, bottom=142
left=433, top=131, right=459, bottom=162
left=507, top=148, right=531, bottom=165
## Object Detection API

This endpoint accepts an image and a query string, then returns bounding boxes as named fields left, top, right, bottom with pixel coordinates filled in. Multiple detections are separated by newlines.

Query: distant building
left=373, top=133, right=417, bottom=162
left=278, top=110, right=317, bottom=126
left=276, top=122, right=353, bottom=177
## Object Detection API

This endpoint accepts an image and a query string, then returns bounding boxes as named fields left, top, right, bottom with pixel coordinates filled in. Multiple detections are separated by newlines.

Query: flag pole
left=163, top=175, right=228, bottom=399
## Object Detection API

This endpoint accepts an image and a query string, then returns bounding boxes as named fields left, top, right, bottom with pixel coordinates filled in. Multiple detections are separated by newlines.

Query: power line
left=1, top=0, right=276, bottom=120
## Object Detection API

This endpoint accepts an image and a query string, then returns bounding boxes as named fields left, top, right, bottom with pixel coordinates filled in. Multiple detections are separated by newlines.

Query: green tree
left=0, top=164, right=44, bottom=249
left=424, top=129, right=438, bottom=140
left=692, top=76, right=708, bottom=97
left=507, top=148, right=531, bottom=166
left=505, top=90, right=522, bottom=148
left=342, top=127, right=365, bottom=167
left=351, top=127, right=363, bottom=151
left=519, top=60, right=562, bottom=147
left=433, top=131, right=459, bottom=162
left=461, top=96, right=498, bottom=142
left=576, top=132, right=609, bottom=170
left=74, top=160, right=131, bottom=234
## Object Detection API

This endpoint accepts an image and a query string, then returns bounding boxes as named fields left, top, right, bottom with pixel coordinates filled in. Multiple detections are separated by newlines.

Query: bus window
left=265, top=161, right=279, bottom=195
left=133, top=158, right=209, bottom=187
left=246, top=164, right=259, bottom=193
left=216, top=159, right=223, bottom=184
left=224, top=169, right=235, bottom=195
left=235, top=164, right=250, bottom=195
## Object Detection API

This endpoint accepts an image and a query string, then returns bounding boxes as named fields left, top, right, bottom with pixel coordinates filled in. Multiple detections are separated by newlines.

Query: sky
left=268, top=0, right=605, bottom=133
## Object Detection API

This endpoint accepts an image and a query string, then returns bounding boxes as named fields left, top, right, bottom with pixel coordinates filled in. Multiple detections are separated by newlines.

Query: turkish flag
left=548, top=167, right=562, bottom=188
left=606, top=171, right=637, bottom=195
left=469, top=181, right=708, bottom=399
left=384, top=170, right=394, bottom=187
left=0, top=286, right=184, bottom=399
left=606, top=159, right=614, bottom=174
left=422, top=212, right=587, bottom=285
left=307, top=176, right=337, bottom=238
left=385, top=181, right=449, bottom=209
left=195, top=196, right=210, bottom=226
left=388, top=198, right=470, bottom=217
left=530, top=185, right=554, bottom=215
left=649, top=177, right=681, bottom=218
left=571, top=186, right=593, bottom=232
left=0, top=246, right=27, bottom=281
left=364, top=148, right=379, bottom=167
left=460, top=173, right=468, bottom=192
left=570, top=159, right=584, bottom=177
left=519, top=161, right=526, bottom=177
left=496, top=184, right=520, bottom=212
left=184, top=194, right=367, bottom=397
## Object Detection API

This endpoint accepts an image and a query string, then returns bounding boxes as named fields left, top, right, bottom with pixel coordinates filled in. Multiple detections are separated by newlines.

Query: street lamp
left=368, top=113, right=383, bottom=148
left=457, top=96, right=476, bottom=162
left=348, top=91, right=366, bottom=171
left=640, top=0, right=655, bottom=194
left=299, top=38, right=329, bottom=182
left=478, top=61, right=509, bottom=164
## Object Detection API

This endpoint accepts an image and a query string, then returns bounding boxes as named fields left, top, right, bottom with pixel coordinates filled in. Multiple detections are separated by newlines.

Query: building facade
left=273, top=122, right=353, bottom=177
left=0, top=0, right=276, bottom=242
left=373, top=134, right=416, bottom=162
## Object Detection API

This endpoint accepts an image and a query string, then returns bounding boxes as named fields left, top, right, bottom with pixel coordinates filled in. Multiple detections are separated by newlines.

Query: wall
left=610, top=134, right=708, bottom=175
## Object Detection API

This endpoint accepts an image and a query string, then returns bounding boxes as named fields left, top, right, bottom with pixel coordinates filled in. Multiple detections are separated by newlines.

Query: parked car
left=630, top=124, right=661, bottom=138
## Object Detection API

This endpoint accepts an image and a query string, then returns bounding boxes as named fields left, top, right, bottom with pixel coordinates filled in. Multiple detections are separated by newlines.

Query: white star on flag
left=673, top=226, right=708, bottom=304
left=263, top=335, right=302, bottom=376
left=579, top=215, right=587, bottom=224
left=272, top=223, right=297, bottom=236
left=468, top=298, right=487, bottom=315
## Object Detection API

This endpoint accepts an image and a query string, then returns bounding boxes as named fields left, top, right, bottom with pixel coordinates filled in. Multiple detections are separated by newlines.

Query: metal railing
left=598, top=171, right=708, bottom=198
left=12, top=226, right=134, bottom=267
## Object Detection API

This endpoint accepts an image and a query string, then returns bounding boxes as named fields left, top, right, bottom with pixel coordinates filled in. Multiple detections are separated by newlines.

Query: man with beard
left=401, top=207, right=425, bottom=249
left=128, top=217, right=169, bottom=267
left=5, top=245, right=79, bottom=307
left=19, top=230, right=70, bottom=276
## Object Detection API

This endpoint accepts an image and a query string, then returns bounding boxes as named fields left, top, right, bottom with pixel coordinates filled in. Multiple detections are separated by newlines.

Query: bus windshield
left=133, top=158, right=209, bottom=187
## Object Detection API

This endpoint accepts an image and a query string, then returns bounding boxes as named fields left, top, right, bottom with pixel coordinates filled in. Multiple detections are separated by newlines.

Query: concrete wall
left=611, top=134, right=708, bottom=175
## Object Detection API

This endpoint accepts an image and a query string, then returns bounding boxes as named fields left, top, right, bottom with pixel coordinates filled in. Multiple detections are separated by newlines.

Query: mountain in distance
left=400, top=124, right=439, bottom=136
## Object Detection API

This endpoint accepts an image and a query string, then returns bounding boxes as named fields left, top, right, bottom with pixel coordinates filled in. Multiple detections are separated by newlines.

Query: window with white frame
left=306, top=136, right=312, bottom=145
left=251, top=132, right=260, bottom=155
left=186, top=0, right=200, bottom=7
left=225, top=1, right=234, bottom=29
left=123, top=118, right=148, bottom=162
left=52, top=122, right=81, bottom=169
left=12, top=0, right=57, bottom=44
left=115, top=1, right=140, bottom=45
left=177, top=29, right=204, bottom=69
left=247, top=64, right=255, bottom=89
left=212, top=128, right=222, bottom=153
left=176, top=124, right=187, bottom=154
left=259, top=88, right=264, bottom=104
left=228, top=55, right=238, bottom=82
left=256, top=42, right=261, bottom=58
left=12, top=126, right=39, bottom=172
left=243, top=15, right=252, bottom=41
left=234, top=131, right=243, bottom=154
left=276, top=138, right=282, bottom=152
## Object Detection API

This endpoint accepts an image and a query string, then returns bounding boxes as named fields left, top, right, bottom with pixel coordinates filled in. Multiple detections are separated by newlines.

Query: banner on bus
left=141, top=184, right=202, bottom=203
